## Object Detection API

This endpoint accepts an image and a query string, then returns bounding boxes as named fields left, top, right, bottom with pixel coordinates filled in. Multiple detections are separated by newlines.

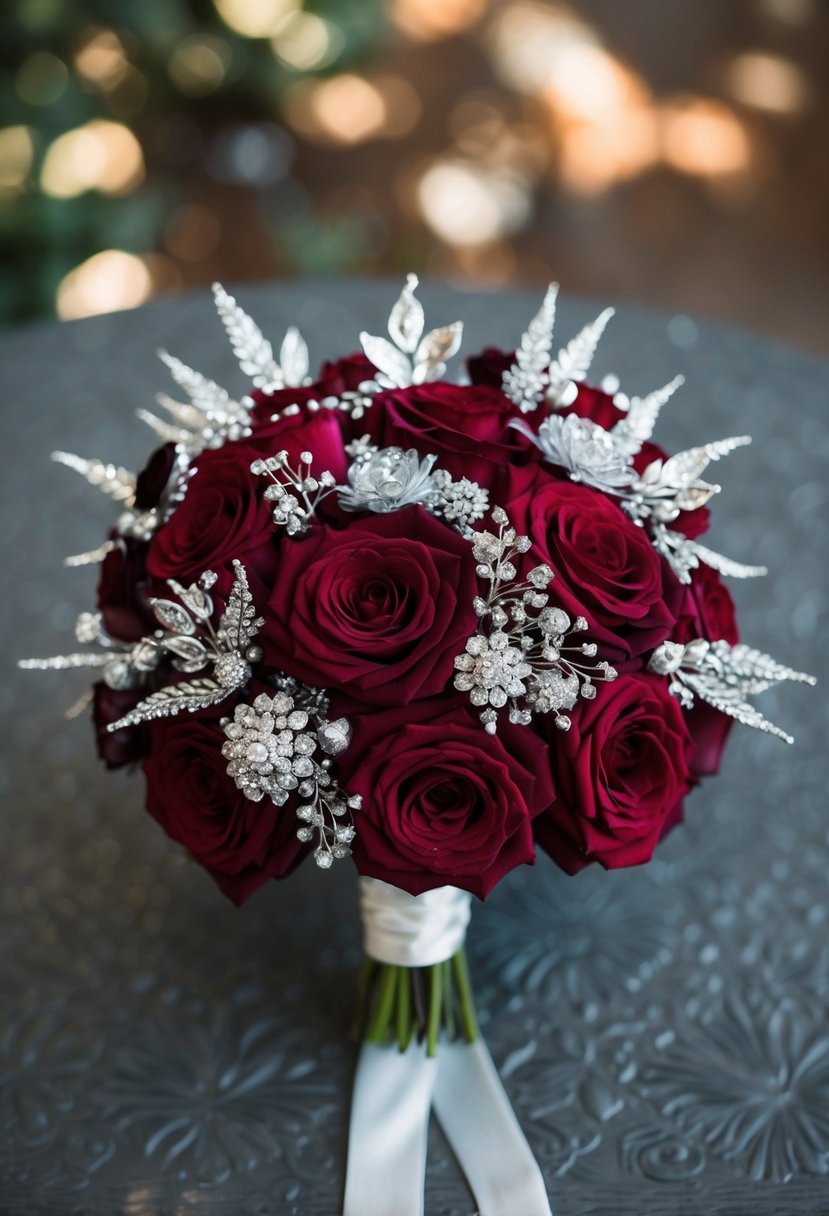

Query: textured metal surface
left=1, top=281, right=828, bottom=1215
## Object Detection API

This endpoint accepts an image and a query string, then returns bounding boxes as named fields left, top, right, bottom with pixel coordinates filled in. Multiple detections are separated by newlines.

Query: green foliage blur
left=0, top=0, right=384, bottom=323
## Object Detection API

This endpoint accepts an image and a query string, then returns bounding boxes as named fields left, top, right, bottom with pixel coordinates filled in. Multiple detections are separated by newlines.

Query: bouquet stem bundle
left=355, top=948, right=479, bottom=1056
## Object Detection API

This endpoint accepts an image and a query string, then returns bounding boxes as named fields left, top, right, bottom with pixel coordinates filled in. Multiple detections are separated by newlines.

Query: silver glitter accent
left=212, top=282, right=309, bottom=391
left=546, top=306, right=615, bottom=407
left=19, top=610, right=163, bottom=697
left=649, top=639, right=816, bottom=745
left=359, top=274, right=463, bottom=390
left=117, top=448, right=194, bottom=544
left=139, top=352, right=252, bottom=457
left=51, top=451, right=137, bottom=504
left=221, top=686, right=360, bottom=869
left=250, top=451, right=338, bottom=535
left=501, top=283, right=558, bottom=414
left=454, top=507, right=617, bottom=733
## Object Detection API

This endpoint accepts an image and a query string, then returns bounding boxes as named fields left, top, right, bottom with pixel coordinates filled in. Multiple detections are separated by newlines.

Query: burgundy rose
left=565, top=382, right=624, bottom=431
left=143, top=714, right=307, bottom=905
left=135, top=442, right=177, bottom=510
left=146, top=445, right=277, bottom=590
left=338, top=699, right=555, bottom=897
left=314, top=351, right=376, bottom=396
left=505, top=465, right=682, bottom=665
left=367, top=382, right=534, bottom=489
left=97, top=537, right=155, bottom=643
left=93, top=683, right=150, bottom=769
left=467, top=345, right=512, bottom=389
left=535, top=673, right=692, bottom=873
left=262, top=506, right=478, bottom=707
left=673, top=563, right=739, bottom=779
left=144, top=410, right=346, bottom=593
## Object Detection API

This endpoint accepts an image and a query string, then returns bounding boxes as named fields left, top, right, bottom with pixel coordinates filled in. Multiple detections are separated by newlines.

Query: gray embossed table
left=2, top=282, right=828, bottom=1215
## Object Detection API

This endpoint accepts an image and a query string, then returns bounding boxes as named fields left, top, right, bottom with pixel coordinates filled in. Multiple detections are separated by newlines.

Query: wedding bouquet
left=23, top=278, right=813, bottom=1214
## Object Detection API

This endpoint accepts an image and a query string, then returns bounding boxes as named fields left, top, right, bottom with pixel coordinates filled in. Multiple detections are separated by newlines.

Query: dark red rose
left=565, top=382, right=624, bottom=431
left=145, top=410, right=346, bottom=593
left=505, top=465, right=682, bottom=666
left=93, top=683, right=150, bottom=769
left=134, top=443, right=177, bottom=510
left=314, top=351, right=376, bottom=396
left=338, top=699, right=555, bottom=897
left=143, top=714, right=307, bottom=905
left=146, top=445, right=277, bottom=590
left=367, top=382, right=534, bottom=488
left=467, top=346, right=512, bottom=389
left=535, top=674, right=692, bottom=873
left=97, top=537, right=155, bottom=643
left=262, top=506, right=478, bottom=707
left=673, top=563, right=739, bottom=779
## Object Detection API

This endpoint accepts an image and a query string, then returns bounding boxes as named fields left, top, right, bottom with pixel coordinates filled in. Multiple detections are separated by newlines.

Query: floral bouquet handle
left=345, top=878, right=552, bottom=1216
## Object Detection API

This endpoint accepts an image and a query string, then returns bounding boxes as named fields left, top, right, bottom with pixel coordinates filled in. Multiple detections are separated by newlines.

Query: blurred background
left=1, top=0, right=827, bottom=352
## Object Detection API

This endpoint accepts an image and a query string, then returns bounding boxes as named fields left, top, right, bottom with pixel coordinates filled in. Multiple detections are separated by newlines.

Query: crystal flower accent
left=454, top=508, right=617, bottom=733
left=339, top=446, right=438, bottom=514
left=649, top=638, right=816, bottom=744
left=222, top=685, right=360, bottom=869
left=337, top=442, right=489, bottom=535
left=250, top=450, right=338, bottom=535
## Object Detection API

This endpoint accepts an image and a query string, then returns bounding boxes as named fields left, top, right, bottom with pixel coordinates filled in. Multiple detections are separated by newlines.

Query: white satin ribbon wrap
left=359, top=877, right=472, bottom=967
left=345, top=878, right=553, bottom=1216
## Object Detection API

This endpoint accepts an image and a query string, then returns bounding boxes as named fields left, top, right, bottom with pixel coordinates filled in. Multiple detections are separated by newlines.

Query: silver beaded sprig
left=454, top=507, right=617, bottom=734
left=250, top=450, right=338, bottom=535
left=649, top=639, right=816, bottom=744
left=221, top=683, right=360, bottom=869
left=104, top=560, right=265, bottom=730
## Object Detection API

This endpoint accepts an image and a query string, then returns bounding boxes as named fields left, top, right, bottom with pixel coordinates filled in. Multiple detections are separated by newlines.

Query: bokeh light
left=417, top=160, right=531, bottom=246
left=56, top=250, right=153, bottom=320
left=213, top=0, right=298, bottom=39
left=40, top=121, right=144, bottom=198
left=726, top=52, right=811, bottom=115
left=0, top=127, right=35, bottom=197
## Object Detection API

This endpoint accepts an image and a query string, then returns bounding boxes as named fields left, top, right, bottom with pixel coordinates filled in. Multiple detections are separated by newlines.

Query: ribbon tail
left=343, top=1041, right=437, bottom=1216
left=432, top=1038, right=553, bottom=1216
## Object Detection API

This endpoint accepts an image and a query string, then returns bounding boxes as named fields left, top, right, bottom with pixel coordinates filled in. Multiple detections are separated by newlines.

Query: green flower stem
left=426, top=963, right=442, bottom=1058
left=396, top=964, right=412, bottom=1052
left=365, top=963, right=398, bottom=1045
left=357, top=948, right=478, bottom=1054
left=452, top=947, right=479, bottom=1044
left=442, top=958, right=455, bottom=1040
